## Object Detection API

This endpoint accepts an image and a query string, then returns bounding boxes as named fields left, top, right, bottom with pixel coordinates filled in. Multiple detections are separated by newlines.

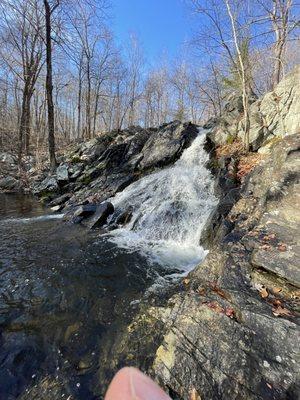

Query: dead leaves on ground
left=259, top=287, right=269, bottom=298
left=272, top=305, right=294, bottom=317
left=205, top=301, right=236, bottom=320
left=277, top=243, right=287, bottom=252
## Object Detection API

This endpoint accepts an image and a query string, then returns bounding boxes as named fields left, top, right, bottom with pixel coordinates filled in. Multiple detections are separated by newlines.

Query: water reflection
left=0, top=194, right=172, bottom=399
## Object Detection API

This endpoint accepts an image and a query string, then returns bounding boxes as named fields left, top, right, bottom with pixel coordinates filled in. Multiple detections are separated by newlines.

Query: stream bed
left=0, top=194, right=178, bottom=399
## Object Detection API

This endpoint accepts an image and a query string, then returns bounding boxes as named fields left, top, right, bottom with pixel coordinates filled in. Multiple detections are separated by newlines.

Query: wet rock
left=115, top=206, right=133, bottom=225
left=33, top=121, right=200, bottom=209
left=63, top=204, right=96, bottom=223
left=105, top=133, right=300, bottom=400
left=83, top=202, right=114, bottom=229
left=49, top=193, right=72, bottom=207
left=18, top=377, right=74, bottom=400
left=150, top=134, right=300, bottom=400
left=32, top=176, right=59, bottom=196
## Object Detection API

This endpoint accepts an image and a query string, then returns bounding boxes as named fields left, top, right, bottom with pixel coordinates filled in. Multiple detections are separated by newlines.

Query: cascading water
left=109, top=129, right=217, bottom=270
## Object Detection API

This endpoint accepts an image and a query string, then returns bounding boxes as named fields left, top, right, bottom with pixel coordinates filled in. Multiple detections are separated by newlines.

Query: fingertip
left=104, top=367, right=132, bottom=400
left=104, top=367, right=171, bottom=400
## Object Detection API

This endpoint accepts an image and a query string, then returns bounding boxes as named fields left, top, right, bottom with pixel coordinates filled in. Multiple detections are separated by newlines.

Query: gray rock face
left=32, top=176, right=59, bottom=196
left=32, top=121, right=199, bottom=210
left=140, top=121, right=198, bottom=170
left=82, top=202, right=114, bottom=229
left=206, top=66, right=300, bottom=151
left=0, top=152, right=16, bottom=165
left=150, top=133, right=300, bottom=400
left=246, top=65, right=300, bottom=149
left=0, top=176, right=20, bottom=192
left=103, top=134, right=300, bottom=400
left=56, top=164, right=69, bottom=182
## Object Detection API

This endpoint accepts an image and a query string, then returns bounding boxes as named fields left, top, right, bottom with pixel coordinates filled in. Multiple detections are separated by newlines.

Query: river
left=0, top=131, right=217, bottom=399
left=0, top=194, right=182, bottom=399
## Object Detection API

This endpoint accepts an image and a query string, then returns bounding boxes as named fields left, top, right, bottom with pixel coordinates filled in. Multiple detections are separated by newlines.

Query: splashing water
left=109, top=129, right=217, bottom=270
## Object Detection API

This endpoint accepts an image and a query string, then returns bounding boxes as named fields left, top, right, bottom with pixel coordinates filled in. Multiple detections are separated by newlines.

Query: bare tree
left=0, top=0, right=44, bottom=163
left=44, top=0, right=59, bottom=171
left=225, top=0, right=251, bottom=150
left=255, top=0, right=300, bottom=87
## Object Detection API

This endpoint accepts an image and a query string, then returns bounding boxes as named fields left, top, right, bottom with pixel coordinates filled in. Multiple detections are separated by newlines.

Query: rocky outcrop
left=92, top=134, right=300, bottom=400
left=206, top=66, right=300, bottom=151
left=31, top=121, right=198, bottom=210
left=143, top=134, right=300, bottom=400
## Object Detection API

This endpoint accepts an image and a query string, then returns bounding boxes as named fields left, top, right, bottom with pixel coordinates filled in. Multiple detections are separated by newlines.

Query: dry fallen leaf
left=272, top=306, right=293, bottom=317
left=260, top=244, right=271, bottom=250
left=197, top=287, right=206, bottom=296
left=206, top=301, right=224, bottom=314
left=278, top=243, right=287, bottom=252
left=271, top=299, right=282, bottom=307
left=272, top=287, right=282, bottom=294
left=225, top=307, right=235, bottom=318
left=260, top=287, right=269, bottom=298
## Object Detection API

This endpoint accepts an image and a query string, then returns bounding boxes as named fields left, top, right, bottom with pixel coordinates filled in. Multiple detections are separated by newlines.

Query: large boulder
left=139, top=121, right=198, bottom=170
left=32, top=176, right=59, bottom=196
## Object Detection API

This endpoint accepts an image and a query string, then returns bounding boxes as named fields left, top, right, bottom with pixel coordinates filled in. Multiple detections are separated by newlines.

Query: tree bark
left=44, top=0, right=57, bottom=172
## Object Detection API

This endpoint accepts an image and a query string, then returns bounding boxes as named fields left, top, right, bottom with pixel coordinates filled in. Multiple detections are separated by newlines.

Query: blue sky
left=111, top=0, right=194, bottom=64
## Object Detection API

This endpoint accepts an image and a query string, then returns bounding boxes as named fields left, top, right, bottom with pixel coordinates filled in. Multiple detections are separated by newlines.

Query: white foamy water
left=109, top=129, right=217, bottom=270
left=1, top=214, right=64, bottom=224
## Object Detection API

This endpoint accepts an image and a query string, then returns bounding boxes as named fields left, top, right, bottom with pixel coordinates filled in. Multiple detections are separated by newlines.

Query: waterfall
left=109, top=129, right=217, bottom=270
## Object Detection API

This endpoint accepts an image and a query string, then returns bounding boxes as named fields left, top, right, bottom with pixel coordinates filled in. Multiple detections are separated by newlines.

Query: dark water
left=0, top=194, right=175, bottom=400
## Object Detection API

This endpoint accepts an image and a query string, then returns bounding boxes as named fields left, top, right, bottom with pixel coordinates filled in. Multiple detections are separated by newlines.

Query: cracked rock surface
left=151, top=134, right=300, bottom=400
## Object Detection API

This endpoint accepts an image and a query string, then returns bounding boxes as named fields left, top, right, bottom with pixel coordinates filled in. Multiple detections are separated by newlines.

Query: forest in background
left=0, top=0, right=299, bottom=167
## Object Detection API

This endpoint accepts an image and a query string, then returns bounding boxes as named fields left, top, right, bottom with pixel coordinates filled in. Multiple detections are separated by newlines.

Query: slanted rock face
left=32, top=121, right=199, bottom=210
left=206, top=66, right=300, bottom=151
left=139, top=121, right=198, bottom=170
left=151, top=133, right=300, bottom=400
left=243, top=66, right=300, bottom=150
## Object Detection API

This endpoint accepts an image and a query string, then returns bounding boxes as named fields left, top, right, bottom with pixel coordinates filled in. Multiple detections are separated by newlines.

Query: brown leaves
left=183, top=278, right=190, bottom=286
left=237, top=153, right=263, bottom=180
left=260, top=244, right=271, bottom=250
left=225, top=307, right=235, bottom=318
left=271, top=287, right=282, bottom=294
left=209, top=282, right=231, bottom=301
left=206, top=301, right=235, bottom=319
left=259, top=287, right=269, bottom=298
left=215, top=140, right=244, bottom=159
left=277, top=243, right=287, bottom=252
left=196, top=287, right=206, bottom=296
left=207, top=301, right=224, bottom=313
left=272, top=305, right=294, bottom=317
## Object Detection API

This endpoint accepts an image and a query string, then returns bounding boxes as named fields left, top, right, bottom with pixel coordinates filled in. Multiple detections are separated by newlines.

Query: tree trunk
left=18, top=84, right=31, bottom=165
left=273, top=40, right=285, bottom=88
left=86, top=60, right=91, bottom=139
left=44, top=0, right=57, bottom=172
